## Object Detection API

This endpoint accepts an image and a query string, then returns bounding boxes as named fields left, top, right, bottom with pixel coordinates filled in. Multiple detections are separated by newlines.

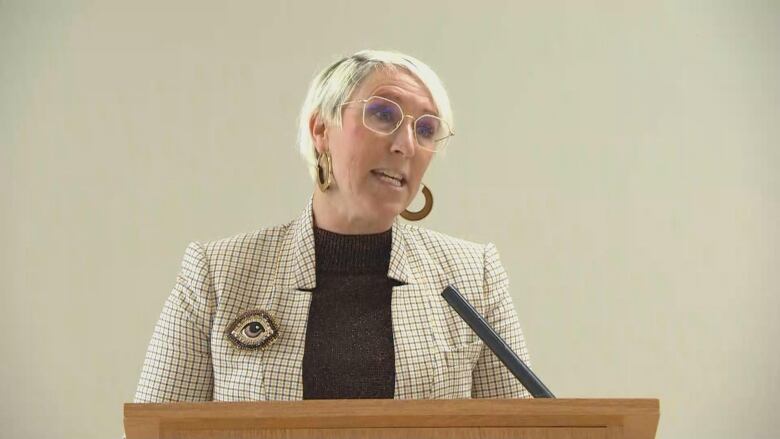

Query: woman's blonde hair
left=297, top=49, right=454, bottom=181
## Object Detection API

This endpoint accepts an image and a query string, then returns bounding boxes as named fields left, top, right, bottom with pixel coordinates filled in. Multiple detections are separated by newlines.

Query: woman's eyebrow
left=373, top=90, right=438, bottom=116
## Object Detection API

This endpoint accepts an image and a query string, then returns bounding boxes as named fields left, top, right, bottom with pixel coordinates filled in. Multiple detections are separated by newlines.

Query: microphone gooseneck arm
left=441, top=285, right=555, bottom=398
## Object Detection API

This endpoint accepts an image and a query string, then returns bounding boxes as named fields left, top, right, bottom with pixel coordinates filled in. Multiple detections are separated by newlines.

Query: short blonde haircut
left=297, top=49, right=454, bottom=181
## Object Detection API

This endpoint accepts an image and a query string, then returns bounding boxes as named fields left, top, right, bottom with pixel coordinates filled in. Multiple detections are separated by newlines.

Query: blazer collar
left=287, top=197, right=416, bottom=291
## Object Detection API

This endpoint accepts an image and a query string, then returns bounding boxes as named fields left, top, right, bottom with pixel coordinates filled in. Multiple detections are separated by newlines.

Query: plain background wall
left=1, top=1, right=778, bottom=438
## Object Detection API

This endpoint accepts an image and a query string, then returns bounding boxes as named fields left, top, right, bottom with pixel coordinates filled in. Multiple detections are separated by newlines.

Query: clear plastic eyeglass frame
left=340, top=95, right=454, bottom=153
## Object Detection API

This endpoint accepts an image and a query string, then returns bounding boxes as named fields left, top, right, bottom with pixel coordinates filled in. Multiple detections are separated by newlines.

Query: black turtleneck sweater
left=302, top=225, right=403, bottom=399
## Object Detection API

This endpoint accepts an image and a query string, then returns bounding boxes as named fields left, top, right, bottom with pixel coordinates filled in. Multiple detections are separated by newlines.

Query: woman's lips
left=371, top=170, right=405, bottom=188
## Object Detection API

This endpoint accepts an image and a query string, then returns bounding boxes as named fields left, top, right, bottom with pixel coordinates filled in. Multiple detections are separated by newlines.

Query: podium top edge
left=125, top=398, right=660, bottom=418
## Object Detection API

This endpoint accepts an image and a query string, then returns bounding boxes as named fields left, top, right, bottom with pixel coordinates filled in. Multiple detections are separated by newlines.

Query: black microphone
left=441, top=285, right=555, bottom=398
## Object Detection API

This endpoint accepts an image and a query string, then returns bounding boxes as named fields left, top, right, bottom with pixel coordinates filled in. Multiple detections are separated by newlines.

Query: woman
left=134, top=49, right=532, bottom=402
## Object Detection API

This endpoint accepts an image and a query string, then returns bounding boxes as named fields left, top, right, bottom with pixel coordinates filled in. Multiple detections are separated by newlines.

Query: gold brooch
left=225, top=309, right=279, bottom=351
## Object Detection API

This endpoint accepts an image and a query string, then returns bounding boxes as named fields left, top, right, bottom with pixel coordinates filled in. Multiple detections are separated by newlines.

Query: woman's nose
left=391, top=116, right=416, bottom=157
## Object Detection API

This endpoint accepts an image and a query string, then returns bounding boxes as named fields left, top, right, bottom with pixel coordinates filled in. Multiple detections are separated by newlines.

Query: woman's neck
left=312, top=189, right=394, bottom=235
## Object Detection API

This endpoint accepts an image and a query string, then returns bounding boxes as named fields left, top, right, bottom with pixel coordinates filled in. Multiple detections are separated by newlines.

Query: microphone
left=441, top=285, right=555, bottom=398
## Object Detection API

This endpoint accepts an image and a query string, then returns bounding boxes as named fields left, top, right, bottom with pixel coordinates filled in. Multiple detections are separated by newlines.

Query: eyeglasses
left=340, top=96, right=454, bottom=152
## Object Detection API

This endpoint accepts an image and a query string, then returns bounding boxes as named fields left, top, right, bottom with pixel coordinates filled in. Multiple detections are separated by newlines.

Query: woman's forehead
left=355, top=69, right=437, bottom=115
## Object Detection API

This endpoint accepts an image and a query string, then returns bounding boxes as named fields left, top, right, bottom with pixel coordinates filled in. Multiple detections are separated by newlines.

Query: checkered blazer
left=134, top=198, right=532, bottom=402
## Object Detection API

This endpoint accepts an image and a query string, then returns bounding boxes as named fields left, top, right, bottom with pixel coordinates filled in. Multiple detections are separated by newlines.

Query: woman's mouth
left=371, top=170, right=405, bottom=188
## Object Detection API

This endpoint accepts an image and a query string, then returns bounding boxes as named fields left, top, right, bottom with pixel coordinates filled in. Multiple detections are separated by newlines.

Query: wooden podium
left=124, top=398, right=659, bottom=439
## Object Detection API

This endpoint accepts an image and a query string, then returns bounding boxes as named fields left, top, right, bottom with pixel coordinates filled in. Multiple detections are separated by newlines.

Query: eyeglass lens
left=363, top=97, right=446, bottom=150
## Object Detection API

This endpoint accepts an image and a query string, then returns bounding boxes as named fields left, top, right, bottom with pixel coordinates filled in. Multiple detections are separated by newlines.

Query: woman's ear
left=309, top=112, right=328, bottom=155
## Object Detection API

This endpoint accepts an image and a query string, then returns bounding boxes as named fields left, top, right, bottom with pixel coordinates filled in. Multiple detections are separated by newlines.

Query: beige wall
left=1, top=1, right=778, bottom=438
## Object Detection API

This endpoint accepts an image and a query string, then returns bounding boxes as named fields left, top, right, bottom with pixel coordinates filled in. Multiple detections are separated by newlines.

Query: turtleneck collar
left=313, top=225, right=392, bottom=275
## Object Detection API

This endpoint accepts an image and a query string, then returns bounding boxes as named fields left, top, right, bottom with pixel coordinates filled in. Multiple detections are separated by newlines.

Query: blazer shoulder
left=184, top=220, right=301, bottom=297
left=400, top=222, right=487, bottom=255
left=198, top=220, right=294, bottom=259
left=398, top=223, right=491, bottom=286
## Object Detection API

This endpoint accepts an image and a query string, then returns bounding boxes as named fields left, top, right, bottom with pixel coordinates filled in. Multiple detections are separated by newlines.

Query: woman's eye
left=242, top=322, right=264, bottom=338
left=417, top=124, right=435, bottom=139
left=372, top=110, right=393, bottom=121
left=366, top=103, right=399, bottom=124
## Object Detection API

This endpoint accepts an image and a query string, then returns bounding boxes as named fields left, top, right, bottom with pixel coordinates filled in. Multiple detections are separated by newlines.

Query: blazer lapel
left=261, top=198, right=317, bottom=400
left=389, top=219, right=446, bottom=399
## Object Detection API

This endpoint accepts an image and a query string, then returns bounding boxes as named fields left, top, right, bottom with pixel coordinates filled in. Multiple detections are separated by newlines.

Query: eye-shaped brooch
left=225, top=309, right=279, bottom=351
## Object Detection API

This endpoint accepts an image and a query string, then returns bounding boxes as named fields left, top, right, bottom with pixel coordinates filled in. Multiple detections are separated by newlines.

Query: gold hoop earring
left=316, top=151, right=332, bottom=192
left=401, top=184, right=433, bottom=221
